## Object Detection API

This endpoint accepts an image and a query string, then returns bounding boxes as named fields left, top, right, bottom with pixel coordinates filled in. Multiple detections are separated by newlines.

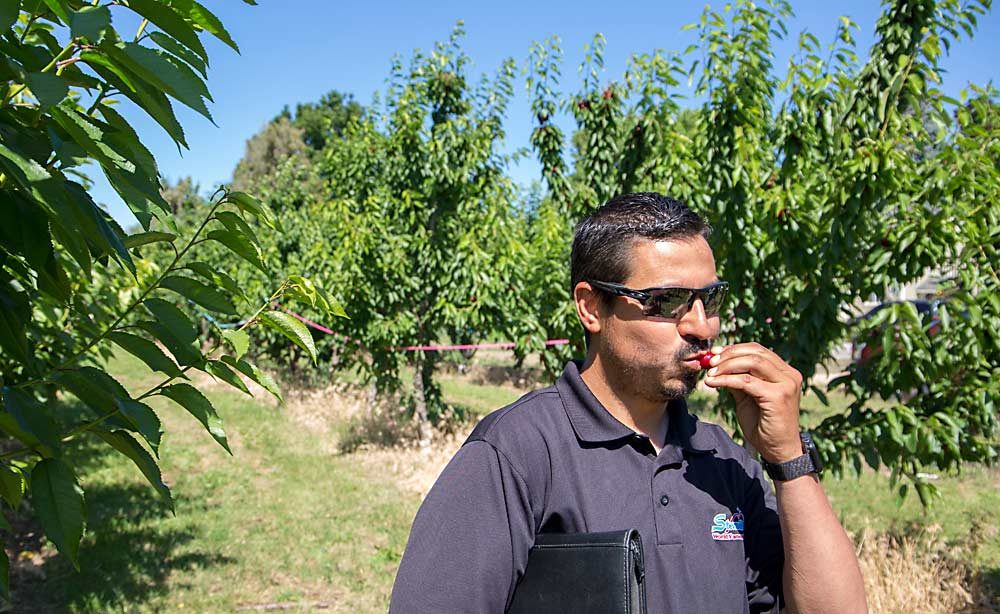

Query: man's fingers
left=707, top=353, right=785, bottom=384
left=703, top=372, right=772, bottom=397
left=711, top=342, right=800, bottom=382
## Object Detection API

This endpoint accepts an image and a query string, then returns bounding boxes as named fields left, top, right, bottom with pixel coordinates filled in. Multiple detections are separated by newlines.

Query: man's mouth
left=680, top=351, right=714, bottom=370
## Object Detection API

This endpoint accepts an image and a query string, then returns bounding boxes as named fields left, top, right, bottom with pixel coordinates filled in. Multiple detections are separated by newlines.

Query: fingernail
left=708, top=367, right=717, bottom=376
left=709, top=354, right=721, bottom=366
left=711, top=345, right=724, bottom=354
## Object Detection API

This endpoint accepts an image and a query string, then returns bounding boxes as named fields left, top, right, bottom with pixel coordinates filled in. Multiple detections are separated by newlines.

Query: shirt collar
left=557, top=360, right=716, bottom=454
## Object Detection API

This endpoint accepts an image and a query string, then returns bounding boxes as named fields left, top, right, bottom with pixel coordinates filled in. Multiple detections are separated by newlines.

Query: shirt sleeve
left=742, top=459, right=785, bottom=613
left=389, top=440, right=536, bottom=613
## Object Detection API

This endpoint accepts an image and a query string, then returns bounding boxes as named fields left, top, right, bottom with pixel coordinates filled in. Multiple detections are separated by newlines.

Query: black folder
left=507, top=530, right=647, bottom=614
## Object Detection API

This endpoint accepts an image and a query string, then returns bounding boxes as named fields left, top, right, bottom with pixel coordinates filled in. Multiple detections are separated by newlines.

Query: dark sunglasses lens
left=649, top=288, right=691, bottom=318
left=702, top=284, right=728, bottom=315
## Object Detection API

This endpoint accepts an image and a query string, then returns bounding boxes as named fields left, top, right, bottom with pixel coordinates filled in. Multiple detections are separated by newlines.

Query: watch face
left=801, top=431, right=823, bottom=474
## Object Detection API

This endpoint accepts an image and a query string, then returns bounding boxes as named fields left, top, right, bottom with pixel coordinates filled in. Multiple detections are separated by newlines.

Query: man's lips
left=681, top=355, right=705, bottom=370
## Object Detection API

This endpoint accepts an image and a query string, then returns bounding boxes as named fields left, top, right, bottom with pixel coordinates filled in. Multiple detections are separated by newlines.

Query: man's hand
left=702, top=342, right=803, bottom=464
left=703, top=343, right=869, bottom=612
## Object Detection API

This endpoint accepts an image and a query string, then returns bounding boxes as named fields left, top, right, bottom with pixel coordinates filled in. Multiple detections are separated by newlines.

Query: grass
left=825, top=463, right=1000, bottom=590
left=5, top=353, right=996, bottom=611
left=439, top=371, right=525, bottom=417
left=6, top=354, right=418, bottom=612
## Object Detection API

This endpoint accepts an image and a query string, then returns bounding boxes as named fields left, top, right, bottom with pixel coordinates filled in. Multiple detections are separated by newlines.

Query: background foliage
left=226, top=0, right=997, bottom=504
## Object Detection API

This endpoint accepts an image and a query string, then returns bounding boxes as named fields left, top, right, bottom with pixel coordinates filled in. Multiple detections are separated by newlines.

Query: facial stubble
left=605, top=335, right=701, bottom=403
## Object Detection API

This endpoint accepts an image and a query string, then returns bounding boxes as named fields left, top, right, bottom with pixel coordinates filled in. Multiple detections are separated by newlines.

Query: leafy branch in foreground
left=0, top=0, right=341, bottom=598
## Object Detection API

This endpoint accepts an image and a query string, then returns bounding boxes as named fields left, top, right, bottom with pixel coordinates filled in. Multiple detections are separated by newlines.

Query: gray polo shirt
left=390, top=361, right=784, bottom=613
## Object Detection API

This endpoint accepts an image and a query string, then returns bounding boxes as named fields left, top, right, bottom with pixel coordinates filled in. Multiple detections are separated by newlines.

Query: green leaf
left=220, top=355, right=282, bottom=403
left=40, top=0, right=69, bottom=22
left=136, top=321, right=202, bottom=367
left=215, top=210, right=259, bottom=246
left=0, top=194, right=71, bottom=301
left=0, top=387, right=60, bottom=453
left=114, top=398, right=163, bottom=455
left=82, top=50, right=188, bottom=149
left=206, top=359, right=250, bottom=395
left=31, top=458, right=85, bottom=570
left=226, top=191, right=277, bottom=229
left=0, top=1, right=20, bottom=33
left=149, top=31, right=207, bottom=78
left=95, top=429, right=172, bottom=509
left=0, top=142, right=51, bottom=185
left=160, top=275, right=237, bottom=314
left=108, top=331, right=184, bottom=378
left=169, top=0, right=239, bottom=53
left=0, top=463, right=26, bottom=509
left=184, top=262, right=246, bottom=302
left=207, top=229, right=266, bottom=273
left=53, top=366, right=134, bottom=416
left=69, top=5, right=110, bottom=41
left=286, top=275, right=347, bottom=318
left=0, top=287, right=30, bottom=365
left=123, top=231, right=176, bottom=249
left=258, top=310, right=317, bottom=363
left=95, top=104, right=171, bottom=225
left=25, top=72, right=68, bottom=108
left=139, top=298, right=203, bottom=367
left=63, top=181, right=136, bottom=275
left=128, top=0, right=207, bottom=62
left=50, top=105, right=132, bottom=169
left=221, top=329, right=249, bottom=360
left=143, top=297, right=197, bottom=344
left=97, top=99, right=159, bottom=179
left=158, top=383, right=230, bottom=453
left=111, top=42, right=213, bottom=122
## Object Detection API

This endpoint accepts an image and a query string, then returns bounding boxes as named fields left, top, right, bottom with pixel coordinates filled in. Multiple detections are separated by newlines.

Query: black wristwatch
left=760, top=431, right=823, bottom=481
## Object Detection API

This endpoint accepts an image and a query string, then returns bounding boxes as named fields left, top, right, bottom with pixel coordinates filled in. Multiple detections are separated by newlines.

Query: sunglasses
left=588, top=279, right=730, bottom=319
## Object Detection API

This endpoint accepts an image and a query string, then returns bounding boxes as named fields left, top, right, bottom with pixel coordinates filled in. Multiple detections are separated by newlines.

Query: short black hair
left=570, top=192, right=711, bottom=300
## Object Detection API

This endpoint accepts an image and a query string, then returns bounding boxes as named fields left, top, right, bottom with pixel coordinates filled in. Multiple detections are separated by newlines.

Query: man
left=390, top=193, right=867, bottom=613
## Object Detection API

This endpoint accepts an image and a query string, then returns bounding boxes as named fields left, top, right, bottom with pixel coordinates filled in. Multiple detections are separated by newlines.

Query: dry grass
left=855, top=524, right=996, bottom=613
left=350, top=433, right=467, bottom=499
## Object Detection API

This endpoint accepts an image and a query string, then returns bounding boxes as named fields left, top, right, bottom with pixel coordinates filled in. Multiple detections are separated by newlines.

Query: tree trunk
left=412, top=354, right=433, bottom=448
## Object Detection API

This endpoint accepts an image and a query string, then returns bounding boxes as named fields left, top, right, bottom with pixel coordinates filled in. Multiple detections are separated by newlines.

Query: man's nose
left=677, top=298, right=717, bottom=340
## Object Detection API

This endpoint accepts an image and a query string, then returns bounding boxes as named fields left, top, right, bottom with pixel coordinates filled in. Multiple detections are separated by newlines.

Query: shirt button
left=659, top=494, right=670, bottom=506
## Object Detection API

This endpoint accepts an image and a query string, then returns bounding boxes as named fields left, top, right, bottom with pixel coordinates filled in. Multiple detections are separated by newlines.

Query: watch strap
left=761, top=431, right=822, bottom=481
left=761, top=452, right=816, bottom=481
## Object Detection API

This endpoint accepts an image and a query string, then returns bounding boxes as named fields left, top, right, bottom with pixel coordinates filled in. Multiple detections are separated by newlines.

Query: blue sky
left=94, top=1, right=999, bottom=226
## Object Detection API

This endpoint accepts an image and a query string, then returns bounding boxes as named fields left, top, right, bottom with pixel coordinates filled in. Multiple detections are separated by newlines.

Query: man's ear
left=574, top=281, right=603, bottom=337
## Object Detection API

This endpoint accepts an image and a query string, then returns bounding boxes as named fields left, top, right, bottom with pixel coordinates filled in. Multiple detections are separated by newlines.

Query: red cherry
left=698, top=352, right=715, bottom=369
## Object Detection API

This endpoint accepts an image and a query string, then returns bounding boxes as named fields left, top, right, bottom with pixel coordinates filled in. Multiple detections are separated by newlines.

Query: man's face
left=596, top=236, right=722, bottom=402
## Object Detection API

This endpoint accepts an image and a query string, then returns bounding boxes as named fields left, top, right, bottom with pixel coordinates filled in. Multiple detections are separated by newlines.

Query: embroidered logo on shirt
left=711, top=508, right=745, bottom=541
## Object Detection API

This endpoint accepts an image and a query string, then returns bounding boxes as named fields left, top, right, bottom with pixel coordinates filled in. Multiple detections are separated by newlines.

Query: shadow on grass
left=4, top=423, right=235, bottom=612
left=977, top=567, right=1000, bottom=613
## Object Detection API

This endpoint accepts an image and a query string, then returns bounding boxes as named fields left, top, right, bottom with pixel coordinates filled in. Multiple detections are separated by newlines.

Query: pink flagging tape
left=279, top=306, right=569, bottom=352
left=399, top=339, right=569, bottom=352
